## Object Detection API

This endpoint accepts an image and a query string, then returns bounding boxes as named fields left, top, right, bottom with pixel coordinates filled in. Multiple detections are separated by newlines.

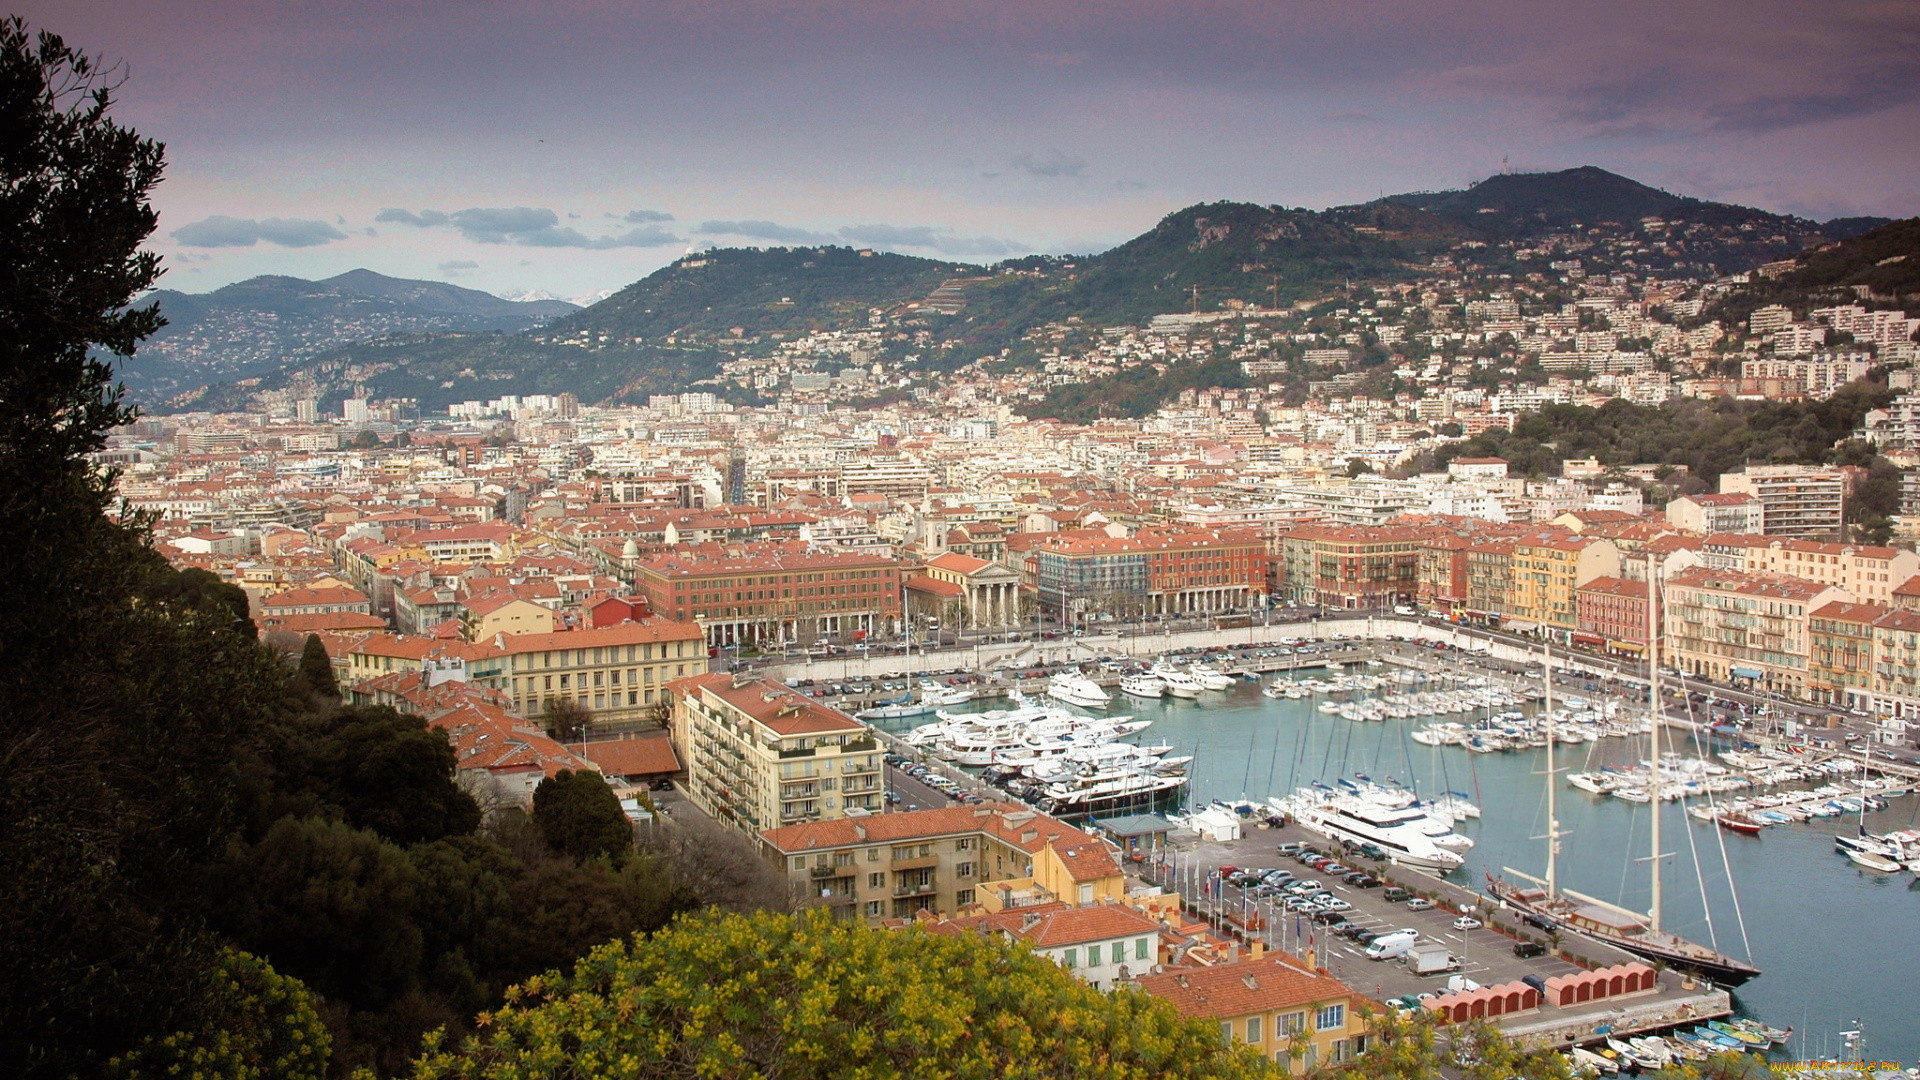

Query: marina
left=859, top=644, right=1920, bottom=1065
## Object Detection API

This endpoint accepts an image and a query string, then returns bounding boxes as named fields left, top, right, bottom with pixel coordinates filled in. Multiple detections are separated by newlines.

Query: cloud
left=624, top=209, right=674, bottom=223
left=438, top=259, right=479, bottom=272
left=838, top=223, right=1015, bottom=258
left=377, top=206, right=681, bottom=248
left=697, top=219, right=837, bottom=244
left=1010, top=150, right=1086, bottom=178
left=170, top=215, right=349, bottom=248
left=375, top=208, right=449, bottom=227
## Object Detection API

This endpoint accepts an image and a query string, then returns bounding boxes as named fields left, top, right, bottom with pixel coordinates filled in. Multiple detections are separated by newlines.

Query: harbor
left=841, top=639, right=1920, bottom=1066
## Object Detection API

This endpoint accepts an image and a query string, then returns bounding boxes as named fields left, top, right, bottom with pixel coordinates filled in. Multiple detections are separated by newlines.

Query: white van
left=1365, top=931, right=1420, bottom=961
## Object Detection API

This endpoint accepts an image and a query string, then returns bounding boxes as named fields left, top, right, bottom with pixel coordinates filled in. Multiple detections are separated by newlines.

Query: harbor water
left=892, top=674, right=1920, bottom=1063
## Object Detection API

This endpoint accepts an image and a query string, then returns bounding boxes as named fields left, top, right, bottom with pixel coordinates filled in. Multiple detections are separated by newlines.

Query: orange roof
left=567, top=733, right=680, bottom=777
left=262, top=610, right=388, bottom=633
left=903, top=574, right=965, bottom=598
left=494, top=617, right=704, bottom=653
left=1001, top=904, right=1161, bottom=948
left=1136, top=953, right=1363, bottom=1019
left=262, top=584, right=369, bottom=608
left=675, top=672, right=865, bottom=737
left=926, top=551, right=993, bottom=574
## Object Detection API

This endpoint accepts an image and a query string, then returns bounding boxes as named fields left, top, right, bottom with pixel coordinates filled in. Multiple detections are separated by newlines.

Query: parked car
left=1513, top=941, right=1548, bottom=959
left=1406, top=898, right=1435, bottom=911
left=1451, top=916, right=1483, bottom=931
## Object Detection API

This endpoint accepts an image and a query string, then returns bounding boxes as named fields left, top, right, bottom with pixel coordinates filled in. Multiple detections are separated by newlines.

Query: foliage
left=532, top=768, right=635, bottom=865
left=1702, top=216, right=1920, bottom=328
left=300, top=633, right=340, bottom=698
left=408, top=908, right=1276, bottom=1080
left=271, top=705, right=481, bottom=845
left=1038, top=354, right=1251, bottom=423
left=1423, top=383, right=1893, bottom=486
left=108, top=948, right=331, bottom=1080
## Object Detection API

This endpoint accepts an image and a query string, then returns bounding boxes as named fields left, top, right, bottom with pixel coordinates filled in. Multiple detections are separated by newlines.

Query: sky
left=24, top=0, right=1920, bottom=303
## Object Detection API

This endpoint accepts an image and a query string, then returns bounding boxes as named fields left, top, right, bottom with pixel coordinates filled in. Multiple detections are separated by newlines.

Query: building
left=1808, top=601, right=1885, bottom=712
left=1665, top=493, right=1763, bottom=536
left=1279, top=526, right=1422, bottom=610
left=631, top=541, right=902, bottom=648
left=260, top=583, right=371, bottom=619
left=670, top=672, right=883, bottom=833
left=759, top=803, right=1126, bottom=923
left=991, top=904, right=1164, bottom=991
left=484, top=618, right=709, bottom=726
left=1136, top=953, right=1369, bottom=1073
left=1662, top=568, right=1851, bottom=697
left=1717, top=465, right=1844, bottom=541
left=1697, top=534, right=1918, bottom=606
left=1506, top=533, right=1621, bottom=640
left=912, top=551, right=1024, bottom=630
left=1576, top=576, right=1651, bottom=656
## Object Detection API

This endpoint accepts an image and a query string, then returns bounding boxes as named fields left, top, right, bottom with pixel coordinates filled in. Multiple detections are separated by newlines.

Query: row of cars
left=883, top=752, right=988, bottom=807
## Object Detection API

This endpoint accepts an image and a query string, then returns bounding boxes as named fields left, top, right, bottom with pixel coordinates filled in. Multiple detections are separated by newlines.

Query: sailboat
left=1486, top=608, right=1762, bottom=987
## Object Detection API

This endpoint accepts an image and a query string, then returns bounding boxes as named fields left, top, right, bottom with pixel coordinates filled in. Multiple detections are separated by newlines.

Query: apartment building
left=631, top=541, right=902, bottom=647
left=1662, top=568, right=1851, bottom=698
left=1665, top=493, right=1763, bottom=535
left=990, top=905, right=1164, bottom=991
left=1136, top=953, right=1370, bottom=1073
left=1279, top=525, right=1422, bottom=609
left=671, top=672, right=883, bottom=834
left=760, top=803, right=1125, bottom=922
left=1576, top=576, right=1651, bottom=655
left=1717, top=465, right=1844, bottom=540
left=1698, top=534, right=1918, bottom=606
left=490, top=619, right=708, bottom=725
left=1507, top=534, right=1621, bottom=639
left=1808, top=601, right=1884, bottom=711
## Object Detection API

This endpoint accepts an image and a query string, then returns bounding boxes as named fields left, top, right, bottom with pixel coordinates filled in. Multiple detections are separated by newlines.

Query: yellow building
left=462, top=595, right=556, bottom=641
left=1136, top=953, right=1369, bottom=1072
left=759, top=802, right=1124, bottom=922
left=1664, top=567, right=1850, bottom=697
left=1508, top=533, right=1620, bottom=639
left=670, top=672, right=884, bottom=834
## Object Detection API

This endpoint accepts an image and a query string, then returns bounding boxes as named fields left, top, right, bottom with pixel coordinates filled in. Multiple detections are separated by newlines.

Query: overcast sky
left=26, top=0, right=1920, bottom=302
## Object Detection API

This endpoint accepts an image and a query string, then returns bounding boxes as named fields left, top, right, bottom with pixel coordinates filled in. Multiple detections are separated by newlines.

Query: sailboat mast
left=1648, top=565, right=1663, bottom=933
left=1544, top=641, right=1557, bottom=897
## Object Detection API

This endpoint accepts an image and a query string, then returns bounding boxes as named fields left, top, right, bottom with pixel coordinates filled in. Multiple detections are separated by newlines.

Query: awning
left=1505, top=620, right=1540, bottom=633
left=1571, top=632, right=1605, bottom=646
left=1609, top=641, right=1646, bottom=654
left=1730, top=666, right=1765, bottom=679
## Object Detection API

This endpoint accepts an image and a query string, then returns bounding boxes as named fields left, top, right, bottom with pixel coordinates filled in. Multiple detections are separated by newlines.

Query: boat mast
left=1648, top=565, right=1662, bottom=933
left=1544, top=641, right=1558, bottom=896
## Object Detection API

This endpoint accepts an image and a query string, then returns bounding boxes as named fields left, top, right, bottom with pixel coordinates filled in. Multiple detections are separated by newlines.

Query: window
left=1062, top=949, right=1077, bottom=970
left=791, top=857, right=805, bottom=871
left=1247, top=1015, right=1263, bottom=1043
left=1078, top=883, right=1094, bottom=904
left=956, top=837, right=972, bottom=850
left=1331, top=1039, right=1353, bottom=1064
left=954, top=888, right=973, bottom=906
left=1220, top=1022, right=1233, bottom=1045
left=869, top=873, right=884, bottom=889
left=1135, top=937, right=1149, bottom=961
left=1316, top=1004, right=1345, bottom=1031
left=1278, top=1012, right=1305, bottom=1036
left=867, top=848, right=879, bottom=862
left=956, top=862, right=974, bottom=879
left=1088, top=944, right=1101, bottom=967
left=865, top=901, right=882, bottom=917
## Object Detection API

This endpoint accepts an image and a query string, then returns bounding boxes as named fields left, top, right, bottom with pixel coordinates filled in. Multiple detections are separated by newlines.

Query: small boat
left=1716, top=810, right=1764, bottom=836
left=1262, top=680, right=1288, bottom=699
left=1725, top=1018, right=1790, bottom=1044
left=1690, top=1026, right=1744, bottom=1051
left=1844, top=848, right=1902, bottom=872
left=1570, top=1046, right=1620, bottom=1075
left=1707, top=1021, right=1769, bottom=1049
left=1605, top=1038, right=1662, bottom=1070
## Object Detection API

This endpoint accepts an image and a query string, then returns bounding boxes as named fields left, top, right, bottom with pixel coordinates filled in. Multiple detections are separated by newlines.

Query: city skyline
left=19, top=0, right=1920, bottom=300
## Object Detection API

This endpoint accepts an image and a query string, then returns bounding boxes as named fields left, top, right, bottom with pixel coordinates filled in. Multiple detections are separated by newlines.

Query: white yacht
left=1151, top=664, right=1202, bottom=699
left=1277, top=791, right=1469, bottom=870
left=1120, top=674, right=1166, bottom=699
left=1047, top=671, right=1111, bottom=709
left=1189, top=663, right=1235, bottom=691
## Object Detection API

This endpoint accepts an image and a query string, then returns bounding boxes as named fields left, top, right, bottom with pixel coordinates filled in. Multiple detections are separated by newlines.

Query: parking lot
left=1142, top=819, right=1729, bottom=1044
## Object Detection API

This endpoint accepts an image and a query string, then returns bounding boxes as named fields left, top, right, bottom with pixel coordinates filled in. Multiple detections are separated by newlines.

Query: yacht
left=1120, top=674, right=1166, bottom=699
left=1047, top=671, right=1111, bottom=709
left=1188, top=663, right=1235, bottom=691
left=1151, top=665, right=1202, bottom=699
left=1276, top=791, right=1468, bottom=870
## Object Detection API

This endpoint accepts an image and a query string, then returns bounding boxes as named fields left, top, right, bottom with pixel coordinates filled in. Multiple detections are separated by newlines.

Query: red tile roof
left=1136, top=953, right=1363, bottom=1020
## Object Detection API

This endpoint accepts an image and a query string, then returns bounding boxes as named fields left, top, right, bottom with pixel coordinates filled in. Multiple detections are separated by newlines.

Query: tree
left=107, top=949, right=331, bottom=1080
left=538, top=696, right=593, bottom=741
left=406, top=908, right=1274, bottom=1080
left=531, top=769, right=633, bottom=864
left=299, top=633, right=339, bottom=698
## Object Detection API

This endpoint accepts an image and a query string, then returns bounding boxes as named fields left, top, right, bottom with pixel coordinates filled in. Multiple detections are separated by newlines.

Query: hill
left=551, top=246, right=963, bottom=341
left=1696, top=217, right=1920, bottom=329
left=126, top=270, right=578, bottom=404
left=177, top=167, right=1904, bottom=413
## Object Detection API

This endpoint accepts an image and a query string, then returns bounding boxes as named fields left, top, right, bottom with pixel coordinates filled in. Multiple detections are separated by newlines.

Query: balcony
left=809, top=865, right=848, bottom=880
left=890, top=854, right=939, bottom=871
left=893, top=878, right=937, bottom=897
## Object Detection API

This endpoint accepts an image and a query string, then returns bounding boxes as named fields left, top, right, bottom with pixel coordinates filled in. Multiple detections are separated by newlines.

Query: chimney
left=1250, top=940, right=1265, bottom=960
left=1021, top=911, right=1044, bottom=933
left=854, top=823, right=866, bottom=841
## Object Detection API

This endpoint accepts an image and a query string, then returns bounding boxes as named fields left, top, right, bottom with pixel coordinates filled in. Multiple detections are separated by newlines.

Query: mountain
left=176, top=167, right=1906, bottom=413
left=1700, top=216, right=1920, bottom=328
left=124, top=270, right=578, bottom=404
left=551, top=246, right=965, bottom=341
